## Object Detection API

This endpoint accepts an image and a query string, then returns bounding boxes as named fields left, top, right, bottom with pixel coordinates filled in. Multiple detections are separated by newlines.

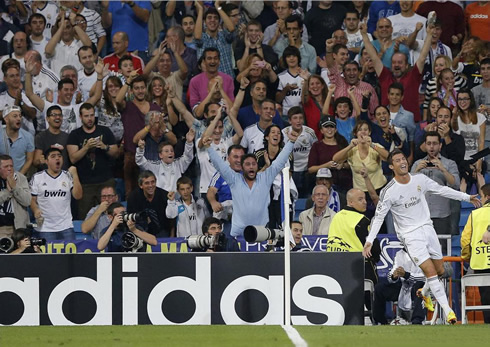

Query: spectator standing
left=28, top=13, right=50, bottom=66
left=367, top=0, right=400, bottom=35
left=263, top=1, right=308, bottom=48
left=304, top=0, right=346, bottom=56
left=74, top=1, right=106, bottom=55
left=465, top=1, right=490, bottom=42
left=0, top=155, right=30, bottom=236
left=30, top=0, right=58, bottom=40
left=0, top=105, right=34, bottom=175
left=67, top=103, right=118, bottom=219
left=30, top=148, right=82, bottom=241
left=387, top=0, right=426, bottom=40
left=101, top=1, right=151, bottom=60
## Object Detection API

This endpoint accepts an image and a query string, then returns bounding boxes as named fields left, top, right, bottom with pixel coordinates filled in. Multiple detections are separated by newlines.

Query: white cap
left=316, top=168, right=332, bottom=179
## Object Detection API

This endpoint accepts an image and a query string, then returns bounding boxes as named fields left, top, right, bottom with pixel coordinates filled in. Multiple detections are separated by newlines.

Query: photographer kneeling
left=97, top=203, right=157, bottom=252
left=10, top=228, right=43, bottom=254
left=189, top=217, right=240, bottom=252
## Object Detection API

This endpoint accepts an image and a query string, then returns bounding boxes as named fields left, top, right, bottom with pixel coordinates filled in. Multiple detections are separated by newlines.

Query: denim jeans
left=33, top=228, right=76, bottom=241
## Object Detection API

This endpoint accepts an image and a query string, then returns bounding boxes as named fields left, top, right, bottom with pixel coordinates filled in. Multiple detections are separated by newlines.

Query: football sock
left=427, top=275, right=452, bottom=315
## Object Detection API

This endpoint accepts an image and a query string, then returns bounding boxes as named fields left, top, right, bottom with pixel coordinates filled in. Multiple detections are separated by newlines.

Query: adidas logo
left=470, top=14, right=488, bottom=19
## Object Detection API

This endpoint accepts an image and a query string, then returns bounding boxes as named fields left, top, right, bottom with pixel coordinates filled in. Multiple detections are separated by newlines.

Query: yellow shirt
left=347, top=144, right=387, bottom=191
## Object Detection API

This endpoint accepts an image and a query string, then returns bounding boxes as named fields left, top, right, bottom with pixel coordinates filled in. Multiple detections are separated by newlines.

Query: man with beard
left=411, top=131, right=460, bottom=253
left=30, top=147, right=82, bottom=240
left=206, top=128, right=298, bottom=237
left=32, top=105, right=69, bottom=171
left=0, top=106, right=34, bottom=175
left=116, top=72, right=161, bottom=198
left=67, top=103, right=118, bottom=219
left=363, top=149, right=481, bottom=325
left=24, top=55, right=104, bottom=134
left=361, top=22, right=434, bottom=123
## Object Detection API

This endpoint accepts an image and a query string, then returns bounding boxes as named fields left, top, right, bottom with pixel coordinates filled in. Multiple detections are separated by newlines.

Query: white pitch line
left=281, top=325, right=308, bottom=347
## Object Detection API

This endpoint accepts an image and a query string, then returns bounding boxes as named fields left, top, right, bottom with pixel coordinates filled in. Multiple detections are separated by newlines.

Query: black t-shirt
left=0, top=178, right=14, bottom=227
left=35, top=129, right=70, bottom=170
left=304, top=4, right=346, bottom=55
left=127, top=187, right=174, bottom=238
left=67, top=125, right=116, bottom=184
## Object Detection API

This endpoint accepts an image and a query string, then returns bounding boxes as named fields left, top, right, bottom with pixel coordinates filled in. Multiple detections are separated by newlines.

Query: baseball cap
left=320, top=115, right=336, bottom=128
left=3, top=105, right=21, bottom=118
left=316, top=168, right=332, bottom=179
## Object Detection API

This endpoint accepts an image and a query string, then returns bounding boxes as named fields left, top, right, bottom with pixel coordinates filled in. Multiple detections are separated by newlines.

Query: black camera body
left=187, top=233, right=228, bottom=252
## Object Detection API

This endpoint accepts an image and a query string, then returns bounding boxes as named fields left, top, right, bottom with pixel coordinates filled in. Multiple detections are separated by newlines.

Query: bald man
left=327, top=188, right=381, bottom=284
left=103, top=31, right=144, bottom=73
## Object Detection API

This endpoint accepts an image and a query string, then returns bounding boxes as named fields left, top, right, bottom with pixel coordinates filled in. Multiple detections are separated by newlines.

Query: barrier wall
left=34, top=234, right=402, bottom=278
left=0, top=252, right=364, bottom=326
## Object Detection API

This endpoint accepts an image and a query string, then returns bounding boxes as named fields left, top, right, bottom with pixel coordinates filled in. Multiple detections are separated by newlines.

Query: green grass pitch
left=0, top=325, right=488, bottom=347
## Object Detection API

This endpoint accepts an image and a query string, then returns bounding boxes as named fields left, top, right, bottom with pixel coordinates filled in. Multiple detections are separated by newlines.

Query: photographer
left=192, top=217, right=240, bottom=252
left=10, top=228, right=43, bottom=254
left=97, top=202, right=157, bottom=252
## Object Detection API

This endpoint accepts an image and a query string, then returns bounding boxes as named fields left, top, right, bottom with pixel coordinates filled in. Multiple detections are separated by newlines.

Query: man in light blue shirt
left=206, top=130, right=298, bottom=237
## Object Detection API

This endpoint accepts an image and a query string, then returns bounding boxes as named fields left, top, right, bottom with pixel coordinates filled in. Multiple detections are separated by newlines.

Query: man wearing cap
left=305, top=168, right=341, bottom=213
left=299, top=184, right=336, bottom=236
left=0, top=105, right=34, bottom=175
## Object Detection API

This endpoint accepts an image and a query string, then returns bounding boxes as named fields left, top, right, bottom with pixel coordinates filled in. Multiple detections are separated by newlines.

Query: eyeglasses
left=101, top=194, right=116, bottom=199
left=48, top=113, right=63, bottom=117
left=75, top=20, right=86, bottom=25
left=458, top=97, right=471, bottom=101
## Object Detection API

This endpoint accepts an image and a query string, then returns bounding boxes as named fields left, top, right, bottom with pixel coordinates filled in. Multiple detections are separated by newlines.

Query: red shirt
left=379, top=65, right=422, bottom=122
left=103, top=53, right=144, bottom=73
left=303, top=97, right=323, bottom=140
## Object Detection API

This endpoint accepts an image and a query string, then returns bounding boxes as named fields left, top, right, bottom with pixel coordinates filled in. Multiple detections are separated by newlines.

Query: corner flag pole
left=282, top=167, right=293, bottom=326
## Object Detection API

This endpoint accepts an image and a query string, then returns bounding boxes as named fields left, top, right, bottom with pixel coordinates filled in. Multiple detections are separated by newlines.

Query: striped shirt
left=423, top=75, right=467, bottom=110
left=80, top=7, right=106, bottom=44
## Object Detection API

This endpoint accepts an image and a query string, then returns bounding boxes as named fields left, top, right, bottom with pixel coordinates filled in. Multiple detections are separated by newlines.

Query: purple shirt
left=121, top=101, right=161, bottom=153
left=188, top=72, right=234, bottom=109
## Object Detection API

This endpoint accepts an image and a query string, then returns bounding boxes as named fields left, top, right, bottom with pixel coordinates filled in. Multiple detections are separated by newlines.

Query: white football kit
left=367, top=173, right=470, bottom=265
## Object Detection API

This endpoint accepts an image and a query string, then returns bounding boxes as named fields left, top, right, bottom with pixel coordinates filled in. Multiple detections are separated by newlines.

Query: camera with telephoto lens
left=121, top=231, right=144, bottom=253
left=244, top=225, right=284, bottom=243
left=187, top=233, right=228, bottom=252
left=122, top=211, right=146, bottom=223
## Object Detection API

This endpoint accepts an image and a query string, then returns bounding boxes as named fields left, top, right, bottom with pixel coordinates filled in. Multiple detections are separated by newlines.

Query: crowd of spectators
left=0, top=0, right=488, bottom=255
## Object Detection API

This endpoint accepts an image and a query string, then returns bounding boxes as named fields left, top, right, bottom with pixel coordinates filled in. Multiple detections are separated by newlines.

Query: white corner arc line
left=281, top=325, right=308, bottom=347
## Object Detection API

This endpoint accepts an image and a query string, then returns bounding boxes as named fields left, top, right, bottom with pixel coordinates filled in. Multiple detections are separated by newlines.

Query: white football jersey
left=240, top=123, right=265, bottom=154
left=30, top=170, right=74, bottom=232
left=196, top=136, right=233, bottom=194
left=282, top=125, right=317, bottom=171
left=277, top=70, right=304, bottom=116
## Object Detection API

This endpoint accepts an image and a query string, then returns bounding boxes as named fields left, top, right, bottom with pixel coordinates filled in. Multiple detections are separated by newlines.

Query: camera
left=0, top=236, right=46, bottom=253
left=0, top=237, right=13, bottom=253
left=244, top=225, right=284, bottom=243
left=187, top=233, right=227, bottom=252
left=426, top=161, right=435, bottom=167
left=121, top=231, right=144, bottom=253
left=122, top=211, right=146, bottom=223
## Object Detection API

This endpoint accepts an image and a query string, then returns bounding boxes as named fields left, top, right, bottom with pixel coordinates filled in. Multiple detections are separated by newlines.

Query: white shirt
left=30, top=36, right=51, bottom=67
left=367, top=174, right=469, bottom=244
left=278, top=70, right=304, bottom=116
left=41, top=101, right=82, bottom=134
left=32, top=1, right=59, bottom=39
left=196, top=136, right=233, bottom=194
left=240, top=123, right=265, bottom=154
left=32, top=67, right=60, bottom=132
left=49, top=39, right=84, bottom=77
left=30, top=170, right=74, bottom=232
left=388, top=13, right=427, bottom=41
left=345, top=30, right=372, bottom=50
left=455, top=112, right=486, bottom=160
left=0, top=90, right=35, bottom=135
left=282, top=125, right=317, bottom=171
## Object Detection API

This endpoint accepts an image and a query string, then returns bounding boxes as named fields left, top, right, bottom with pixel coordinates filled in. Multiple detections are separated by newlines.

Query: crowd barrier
left=0, top=252, right=364, bottom=326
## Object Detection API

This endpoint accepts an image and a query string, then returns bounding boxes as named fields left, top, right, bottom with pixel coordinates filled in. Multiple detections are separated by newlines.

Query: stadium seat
left=461, top=274, right=490, bottom=324
left=121, top=201, right=128, bottom=208
left=294, top=198, right=307, bottom=220
left=73, top=220, right=86, bottom=240
left=461, top=201, right=475, bottom=210
left=364, top=279, right=375, bottom=323
left=459, top=209, right=472, bottom=228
